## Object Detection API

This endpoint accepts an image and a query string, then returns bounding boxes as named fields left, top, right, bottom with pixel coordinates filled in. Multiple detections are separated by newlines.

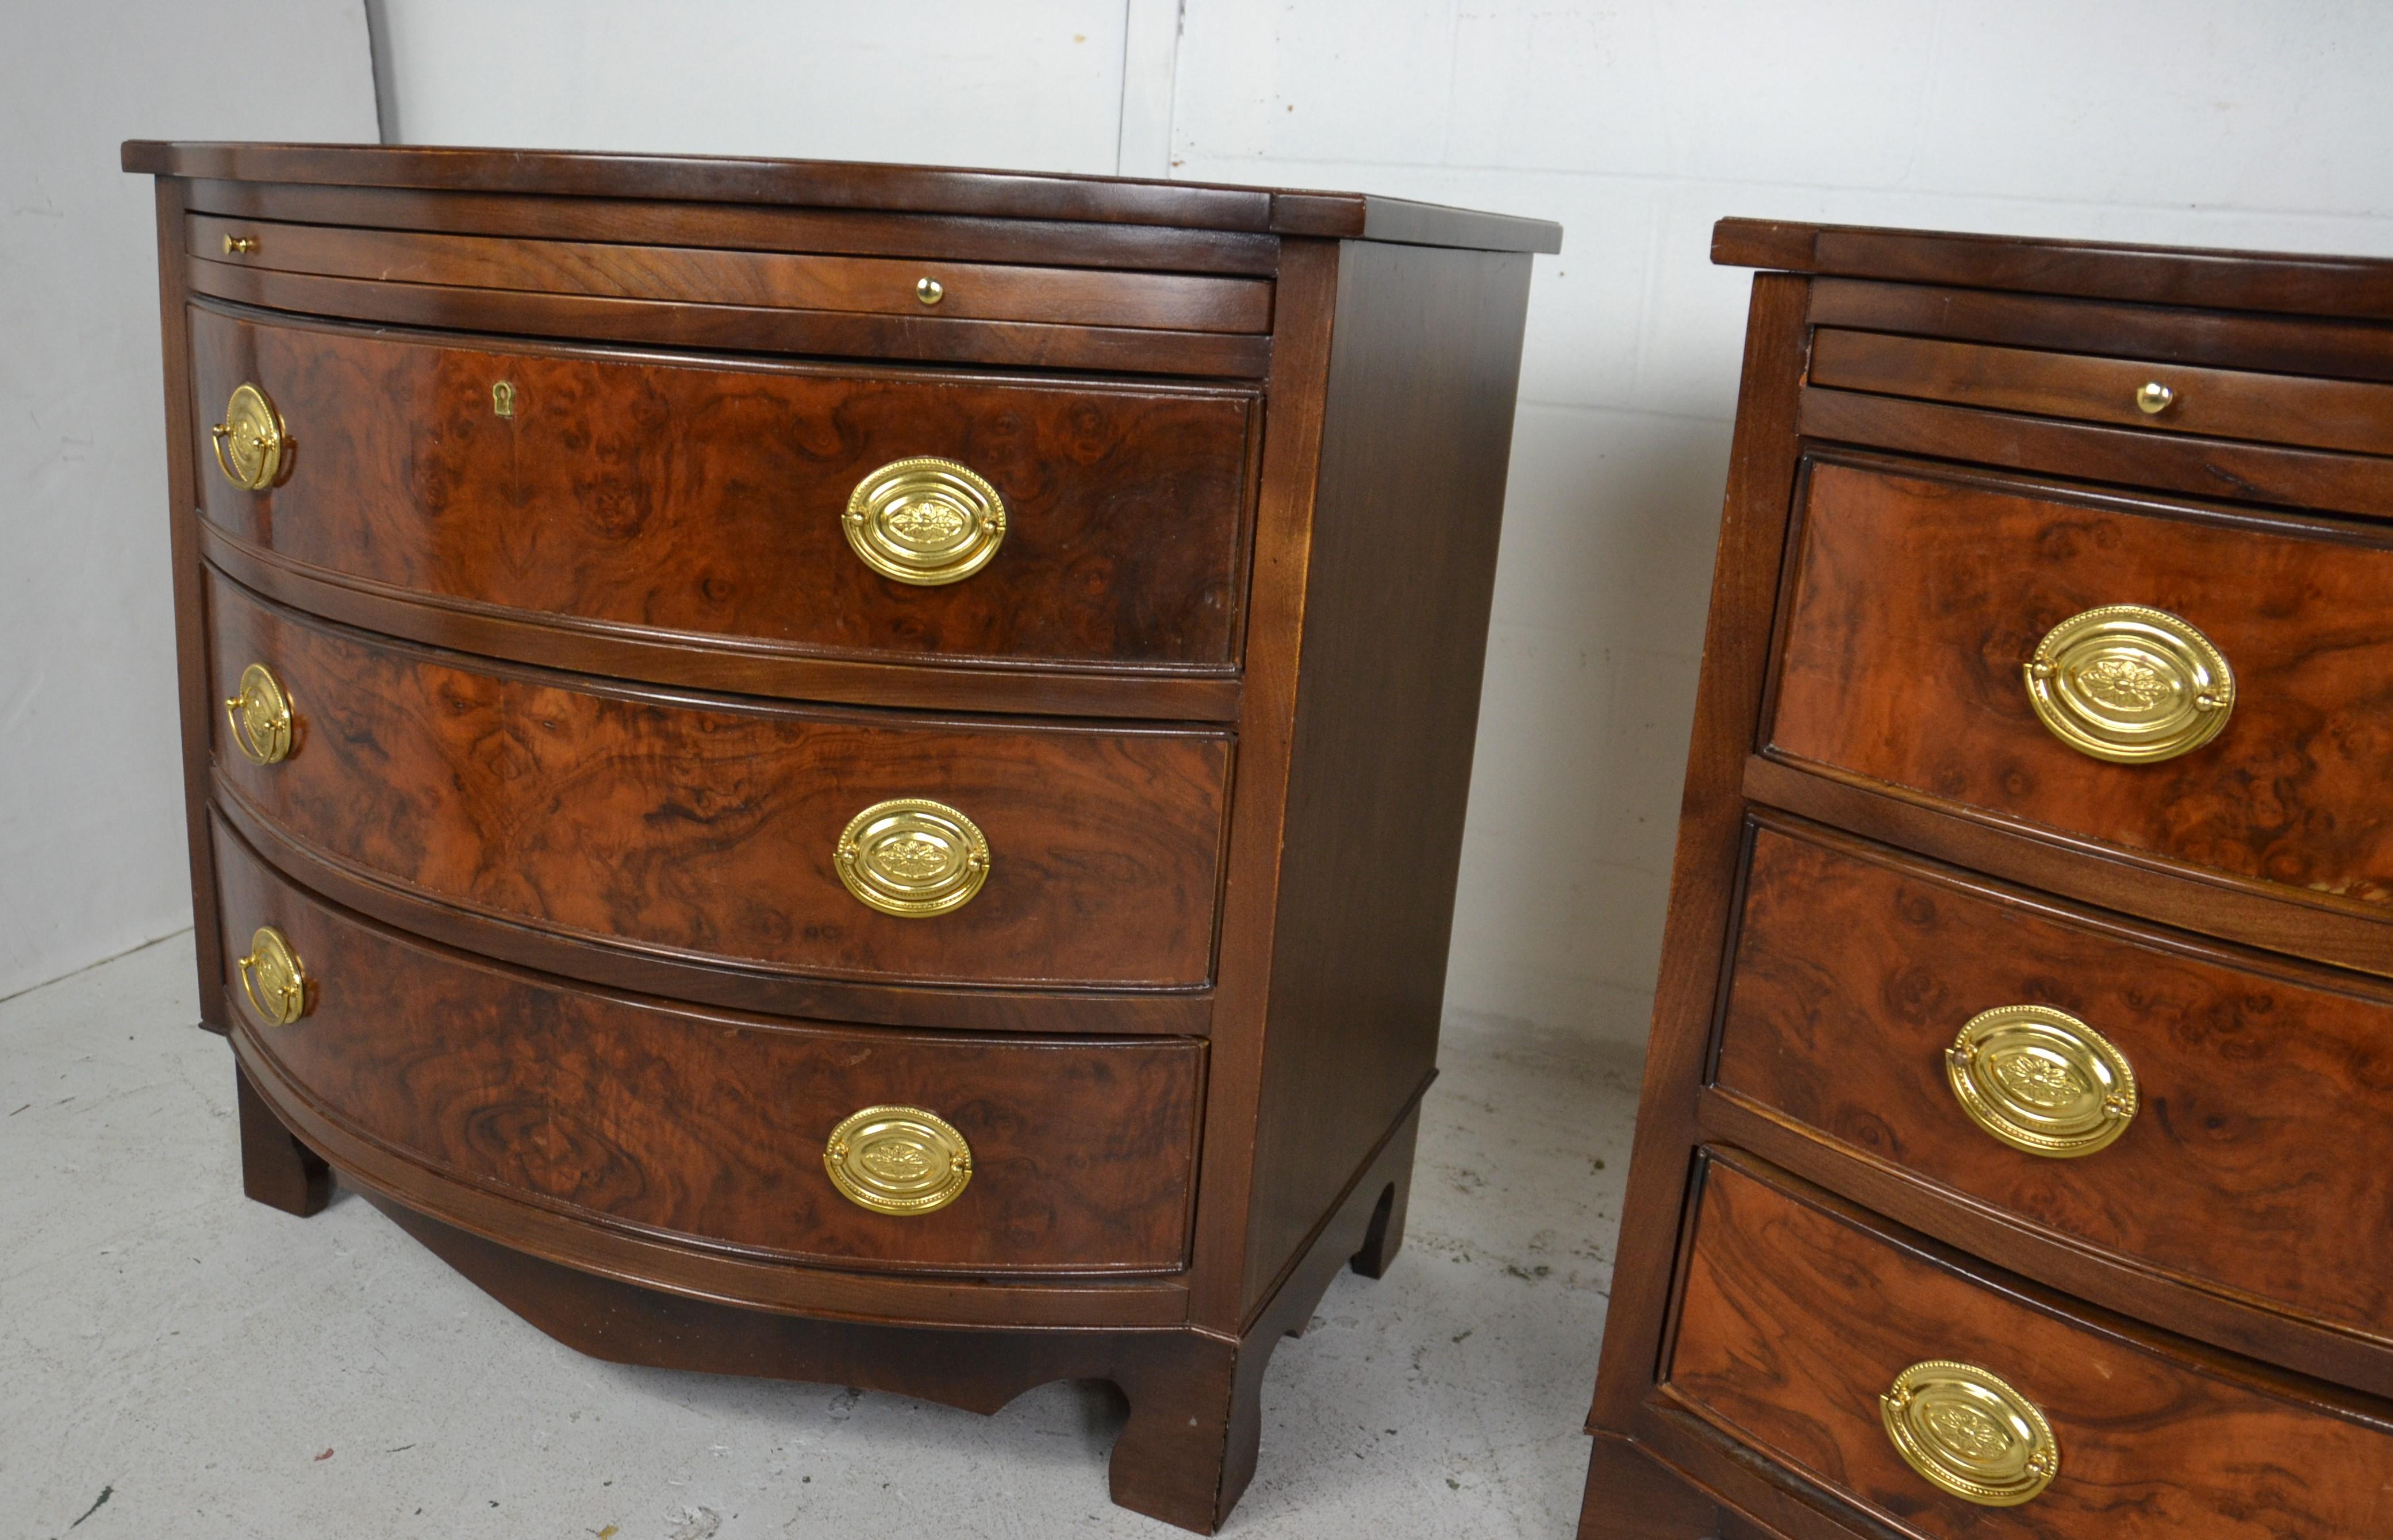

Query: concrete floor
left=2, top=934, right=1643, bottom=1540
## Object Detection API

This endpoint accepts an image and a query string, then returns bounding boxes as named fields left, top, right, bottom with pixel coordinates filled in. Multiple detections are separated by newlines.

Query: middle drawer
left=207, top=570, right=1230, bottom=991
left=1714, top=818, right=2393, bottom=1347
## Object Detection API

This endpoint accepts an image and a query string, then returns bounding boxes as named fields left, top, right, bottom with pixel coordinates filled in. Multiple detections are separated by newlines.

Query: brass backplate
left=1947, top=1004, right=2137, bottom=1158
left=237, top=926, right=311, bottom=1027
left=212, top=382, right=287, bottom=490
left=824, top=1105, right=973, bottom=1216
left=2023, top=603, right=2233, bottom=763
left=1881, top=1359, right=2058, bottom=1507
left=224, top=662, right=295, bottom=765
left=843, top=457, right=1007, bottom=585
left=835, top=798, right=990, bottom=918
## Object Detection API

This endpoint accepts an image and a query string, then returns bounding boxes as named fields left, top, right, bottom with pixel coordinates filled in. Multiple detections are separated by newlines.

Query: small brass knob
left=222, top=234, right=259, bottom=255
left=1882, top=1361, right=2058, bottom=1507
left=224, top=663, right=295, bottom=765
left=843, top=457, right=1007, bottom=586
left=835, top=798, right=990, bottom=917
left=2134, top=381, right=2175, bottom=414
left=1947, top=1005, right=2137, bottom=1157
left=210, top=382, right=289, bottom=490
left=2023, top=604, right=2233, bottom=763
left=236, top=926, right=312, bottom=1026
left=825, top=1105, right=973, bottom=1215
left=915, top=276, right=944, bottom=306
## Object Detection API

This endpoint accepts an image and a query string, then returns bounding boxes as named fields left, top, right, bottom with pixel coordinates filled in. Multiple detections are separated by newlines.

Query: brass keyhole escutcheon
left=224, top=663, right=296, bottom=765
left=2023, top=604, right=2233, bottom=763
left=916, top=276, right=944, bottom=306
left=210, top=383, right=289, bottom=490
left=236, top=926, right=312, bottom=1027
left=491, top=380, right=516, bottom=418
left=1947, top=1004, right=2137, bottom=1158
left=835, top=798, right=990, bottom=918
left=1881, top=1361, right=2059, bottom=1507
left=2134, top=381, right=2175, bottom=414
left=842, top=457, right=1007, bottom=586
left=825, top=1105, right=973, bottom=1216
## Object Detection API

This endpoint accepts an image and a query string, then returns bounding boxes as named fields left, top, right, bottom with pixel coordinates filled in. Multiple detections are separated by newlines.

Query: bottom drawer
left=1665, top=1151, right=2393, bottom=1537
left=213, top=816, right=1205, bottom=1276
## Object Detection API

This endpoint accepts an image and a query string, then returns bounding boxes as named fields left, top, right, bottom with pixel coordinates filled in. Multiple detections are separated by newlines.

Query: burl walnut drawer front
left=1808, top=328, right=2393, bottom=458
left=190, top=305, right=1258, bottom=673
left=206, top=573, right=1230, bottom=991
left=1770, top=459, right=2393, bottom=904
left=1668, top=1153, right=2393, bottom=1539
left=1716, top=822, right=2393, bottom=1346
left=213, top=821, right=1204, bottom=1274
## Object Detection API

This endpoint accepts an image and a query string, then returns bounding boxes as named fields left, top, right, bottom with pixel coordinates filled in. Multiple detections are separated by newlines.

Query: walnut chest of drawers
left=1580, top=222, right=2393, bottom=1539
left=122, top=141, right=1556, bottom=1533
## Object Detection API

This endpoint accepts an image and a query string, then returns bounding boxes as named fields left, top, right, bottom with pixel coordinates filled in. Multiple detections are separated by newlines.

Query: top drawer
left=1768, top=458, right=2393, bottom=909
left=191, top=306, right=1258, bottom=675
left=1810, top=328, right=2393, bottom=459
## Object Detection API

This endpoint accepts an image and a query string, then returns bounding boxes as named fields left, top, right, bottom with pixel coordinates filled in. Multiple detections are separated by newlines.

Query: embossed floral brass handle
left=2024, top=604, right=2233, bottom=763
left=236, top=926, right=312, bottom=1026
left=1947, top=1004, right=2138, bottom=1158
left=843, top=457, right=1007, bottom=585
left=1881, top=1360, right=2059, bottom=1507
left=224, top=663, right=295, bottom=765
left=210, top=383, right=289, bottom=490
left=835, top=797, right=990, bottom=917
left=825, top=1105, right=973, bottom=1215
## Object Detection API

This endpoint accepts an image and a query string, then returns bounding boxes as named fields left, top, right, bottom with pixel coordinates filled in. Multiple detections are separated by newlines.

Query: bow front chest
left=124, top=141, right=1556, bottom=1533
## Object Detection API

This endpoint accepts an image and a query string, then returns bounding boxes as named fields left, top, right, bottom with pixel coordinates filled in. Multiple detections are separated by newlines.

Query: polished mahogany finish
left=1583, top=224, right=2393, bottom=1539
left=131, top=141, right=1553, bottom=1533
left=187, top=213, right=1276, bottom=332
left=187, top=304, right=1261, bottom=679
left=205, top=573, right=1232, bottom=992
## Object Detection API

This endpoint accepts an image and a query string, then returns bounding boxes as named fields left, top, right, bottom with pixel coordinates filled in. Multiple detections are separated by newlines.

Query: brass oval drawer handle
left=210, top=382, right=289, bottom=490
left=222, top=233, right=259, bottom=255
left=843, top=457, right=1007, bottom=586
left=1947, top=1004, right=2137, bottom=1157
left=2135, top=380, right=2174, bottom=414
left=223, top=662, right=296, bottom=765
left=825, top=1105, right=973, bottom=1215
left=1882, top=1360, right=2058, bottom=1507
left=236, top=925, right=312, bottom=1026
left=2024, top=603, right=2233, bottom=763
left=835, top=797, right=990, bottom=917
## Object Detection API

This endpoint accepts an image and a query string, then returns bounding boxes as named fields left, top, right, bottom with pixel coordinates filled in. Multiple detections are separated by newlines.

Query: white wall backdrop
left=0, top=5, right=377, bottom=1001
left=32, top=2, right=2390, bottom=1036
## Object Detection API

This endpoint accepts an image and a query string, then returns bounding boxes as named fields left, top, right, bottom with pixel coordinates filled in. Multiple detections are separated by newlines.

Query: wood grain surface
left=1770, top=459, right=2393, bottom=905
left=1809, top=328, right=2393, bottom=458
left=1668, top=1154, right=2393, bottom=1540
left=183, top=179, right=1286, bottom=276
left=189, top=304, right=1257, bottom=671
left=124, top=140, right=1565, bottom=253
left=189, top=215, right=1273, bottom=333
left=216, top=825, right=1204, bottom=1274
left=1808, top=278, right=2393, bottom=388
left=1711, top=216, right=2393, bottom=320
left=207, top=572, right=1230, bottom=990
left=1716, top=821, right=2393, bottom=1345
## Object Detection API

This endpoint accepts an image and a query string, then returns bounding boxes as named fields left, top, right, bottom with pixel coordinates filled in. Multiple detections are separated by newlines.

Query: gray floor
left=2, top=934, right=1642, bottom=1540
